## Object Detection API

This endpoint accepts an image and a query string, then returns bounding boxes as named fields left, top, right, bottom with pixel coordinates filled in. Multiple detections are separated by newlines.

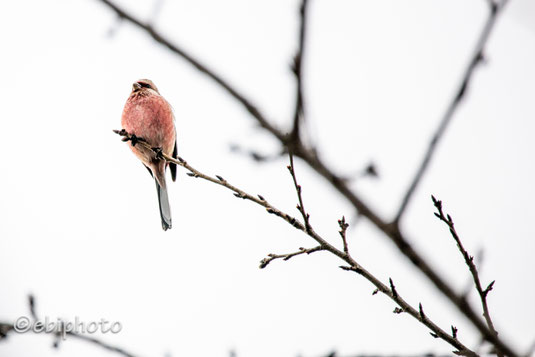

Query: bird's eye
left=137, top=82, right=152, bottom=89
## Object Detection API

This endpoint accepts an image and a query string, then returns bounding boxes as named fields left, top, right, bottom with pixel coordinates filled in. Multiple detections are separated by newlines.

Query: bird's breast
left=121, top=94, right=175, bottom=151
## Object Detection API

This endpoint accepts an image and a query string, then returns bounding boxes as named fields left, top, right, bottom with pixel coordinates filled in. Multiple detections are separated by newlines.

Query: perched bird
left=121, top=79, right=177, bottom=231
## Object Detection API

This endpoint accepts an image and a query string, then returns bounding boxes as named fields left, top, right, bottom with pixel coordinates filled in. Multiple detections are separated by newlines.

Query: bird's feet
left=113, top=129, right=147, bottom=147
left=129, top=134, right=148, bottom=147
left=152, top=147, right=164, bottom=160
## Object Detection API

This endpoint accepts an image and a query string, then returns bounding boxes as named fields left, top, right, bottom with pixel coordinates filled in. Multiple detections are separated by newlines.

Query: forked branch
left=432, top=195, right=501, bottom=357
left=114, top=129, right=478, bottom=356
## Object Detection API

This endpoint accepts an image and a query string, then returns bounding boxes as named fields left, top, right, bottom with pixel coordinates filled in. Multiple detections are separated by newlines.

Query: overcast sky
left=1, top=1, right=534, bottom=357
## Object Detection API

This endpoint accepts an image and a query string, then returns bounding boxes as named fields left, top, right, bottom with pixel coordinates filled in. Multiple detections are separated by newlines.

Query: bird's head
left=131, top=79, right=160, bottom=96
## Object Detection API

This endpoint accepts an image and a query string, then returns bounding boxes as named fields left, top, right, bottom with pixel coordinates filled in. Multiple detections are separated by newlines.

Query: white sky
left=1, top=1, right=534, bottom=357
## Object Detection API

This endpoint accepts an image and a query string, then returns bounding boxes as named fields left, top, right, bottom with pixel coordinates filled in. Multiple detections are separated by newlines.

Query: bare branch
left=452, top=326, right=458, bottom=339
left=288, top=153, right=311, bottom=232
left=289, top=0, right=309, bottom=142
left=389, top=278, right=398, bottom=299
left=114, top=130, right=479, bottom=356
left=338, top=216, right=349, bottom=255
left=432, top=195, right=502, bottom=356
left=340, top=265, right=477, bottom=357
left=395, top=0, right=510, bottom=223
left=259, top=246, right=324, bottom=269
left=298, top=140, right=515, bottom=355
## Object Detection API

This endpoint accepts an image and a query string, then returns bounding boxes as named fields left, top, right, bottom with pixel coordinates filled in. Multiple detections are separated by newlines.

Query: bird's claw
left=129, top=134, right=141, bottom=147
left=128, top=134, right=146, bottom=147
left=152, top=147, right=164, bottom=160
left=114, top=129, right=146, bottom=147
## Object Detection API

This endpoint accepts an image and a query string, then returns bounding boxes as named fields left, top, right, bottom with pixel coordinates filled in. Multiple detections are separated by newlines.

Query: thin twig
left=294, top=141, right=515, bottom=356
left=394, top=0, right=509, bottom=223
left=432, top=196, right=502, bottom=357
left=97, top=1, right=518, bottom=353
left=115, top=130, right=478, bottom=356
left=288, top=153, right=311, bottom=232
left=289, top=0, right=309, bottom=142
left=259, top=246, right=323, bottom=269
left=338, top=216, right=349, bottom=255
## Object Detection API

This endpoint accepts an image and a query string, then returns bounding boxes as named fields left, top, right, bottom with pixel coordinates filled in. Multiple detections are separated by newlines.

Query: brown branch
left=338, top=216, right=349, bottom=255
left=291, top=141, right=517, bottom=356
left=97, top=0, right=518, bottom=353
left=432, top=196, right=502, bottom=357
left=394, top=0, right=509, bottom=223
left=288, top=153, right=311, bottom=232
left=289, top=0, right=309, bottom=142
left=115, top=130, right=479, bottom=356
left=259, top=246, right=323, bottom=269
left=339, top=262, right=477, bottom=357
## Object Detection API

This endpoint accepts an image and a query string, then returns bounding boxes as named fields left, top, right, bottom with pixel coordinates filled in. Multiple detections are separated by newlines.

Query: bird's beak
left=132, top=82, right=142, bottom=92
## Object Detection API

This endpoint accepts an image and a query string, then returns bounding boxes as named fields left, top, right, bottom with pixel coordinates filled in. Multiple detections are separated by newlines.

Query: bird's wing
left=170, top=134, right=178, bottom=182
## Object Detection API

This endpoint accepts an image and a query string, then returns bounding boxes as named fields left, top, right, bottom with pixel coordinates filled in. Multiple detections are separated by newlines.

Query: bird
left=121, top=79, right=178, bottom=231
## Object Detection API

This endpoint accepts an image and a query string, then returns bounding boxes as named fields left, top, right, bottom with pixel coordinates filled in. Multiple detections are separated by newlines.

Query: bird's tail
left=155, top=179, right=172, bottom=231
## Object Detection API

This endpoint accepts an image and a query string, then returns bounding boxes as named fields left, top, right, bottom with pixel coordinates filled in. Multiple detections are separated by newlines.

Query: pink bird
left=121, top=79, right=177, bottom=230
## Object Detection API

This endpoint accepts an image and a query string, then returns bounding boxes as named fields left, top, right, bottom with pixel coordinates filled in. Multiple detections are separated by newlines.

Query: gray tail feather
left=155, top=179, right=172, bottom=231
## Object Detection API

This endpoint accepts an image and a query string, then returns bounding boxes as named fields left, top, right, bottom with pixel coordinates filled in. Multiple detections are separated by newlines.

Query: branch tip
left=419, top=303, right=426, bottom=319
left=389, top=278, right=398, bottom=299
left=452, top=326, right=458, bottom=339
